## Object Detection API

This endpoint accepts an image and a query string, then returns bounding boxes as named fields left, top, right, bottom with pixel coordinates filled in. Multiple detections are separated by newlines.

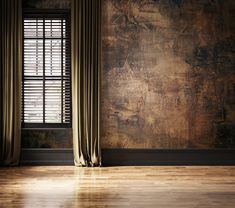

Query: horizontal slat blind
left=23, top=14, right=71, bottom=128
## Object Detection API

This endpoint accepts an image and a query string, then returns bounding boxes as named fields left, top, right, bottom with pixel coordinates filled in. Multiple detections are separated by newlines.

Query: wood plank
left=0, top=166, right=234, bottom=207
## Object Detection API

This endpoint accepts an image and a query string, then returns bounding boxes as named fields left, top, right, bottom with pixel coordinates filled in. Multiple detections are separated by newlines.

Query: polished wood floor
left=0, top=166, right=234, bottom=207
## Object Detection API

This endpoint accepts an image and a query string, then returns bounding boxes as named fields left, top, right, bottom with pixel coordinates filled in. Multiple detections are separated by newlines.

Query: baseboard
left=20, top=149, right=74, bottom=165
left=20, top=148, right=235, bottom=166
left=102, top=149, right=235, bottom=166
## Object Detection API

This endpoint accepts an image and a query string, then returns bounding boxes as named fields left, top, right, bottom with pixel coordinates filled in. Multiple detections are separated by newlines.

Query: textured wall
left=22, top=0, right=71, bottom=9
left=101, top=0, right=235, bottom=148
left=22, top=0, right=235, bottom=149
left=22, top=129, right=72, bottom=148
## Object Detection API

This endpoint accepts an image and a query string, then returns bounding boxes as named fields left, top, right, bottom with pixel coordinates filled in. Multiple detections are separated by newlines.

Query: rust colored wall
left=22, top=0, right=235, bottom=149
left=101, top=0, right=235, bottom=148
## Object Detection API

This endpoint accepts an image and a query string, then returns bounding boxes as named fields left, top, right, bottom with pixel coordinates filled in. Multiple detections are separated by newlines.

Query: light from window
left=22, top=14, right=71, bottom=128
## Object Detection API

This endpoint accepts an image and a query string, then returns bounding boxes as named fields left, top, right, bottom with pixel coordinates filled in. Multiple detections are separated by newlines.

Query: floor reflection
left=0, top=166, right=234, bottom=207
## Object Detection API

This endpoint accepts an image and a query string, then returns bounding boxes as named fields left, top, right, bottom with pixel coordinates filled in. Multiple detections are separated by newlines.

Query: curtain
left=72, top=0, right=102, bottom=166
left=0, top=0, right=22, bottom=165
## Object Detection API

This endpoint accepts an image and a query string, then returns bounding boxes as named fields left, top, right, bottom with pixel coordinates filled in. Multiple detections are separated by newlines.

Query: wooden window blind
left=22, top=11, right=71, bottom=128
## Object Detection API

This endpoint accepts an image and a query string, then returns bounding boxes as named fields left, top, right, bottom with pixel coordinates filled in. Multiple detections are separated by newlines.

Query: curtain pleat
left=0, top=0, right=22, bottom=166
left=72, top=0, right=102, bottom=166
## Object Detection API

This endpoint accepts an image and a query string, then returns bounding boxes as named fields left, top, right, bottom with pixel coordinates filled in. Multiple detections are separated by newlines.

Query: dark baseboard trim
left=102, top=149, right=235, bottom=166
left=20, top=149, right=74, bottom=165
left=20, top=148, right=235, bottom=166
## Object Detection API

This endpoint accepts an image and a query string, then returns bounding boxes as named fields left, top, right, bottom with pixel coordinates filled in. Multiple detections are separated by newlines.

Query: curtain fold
left=0, top=0, right=22, bottom=166
left=72, top=0, right=102, bottom=166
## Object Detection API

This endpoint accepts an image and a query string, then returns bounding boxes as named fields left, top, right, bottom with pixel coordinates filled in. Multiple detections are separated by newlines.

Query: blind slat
left=23, top=15, right=71, bottom=127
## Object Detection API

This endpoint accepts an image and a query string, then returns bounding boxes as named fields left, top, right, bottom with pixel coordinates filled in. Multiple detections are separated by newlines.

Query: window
left=22, top=11, right=71, bottom=128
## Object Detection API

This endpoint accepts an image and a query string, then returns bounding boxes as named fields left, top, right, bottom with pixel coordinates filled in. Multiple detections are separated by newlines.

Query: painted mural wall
left=101, top=0, right=235, bottom=149
left=22, top=0, right=235, bottom=149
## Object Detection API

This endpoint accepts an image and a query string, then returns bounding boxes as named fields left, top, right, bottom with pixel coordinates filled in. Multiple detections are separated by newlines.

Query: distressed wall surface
left=22, top=129, right=72, bottom=148
left=22, top=0, right=235, bottom=149
left=22, top=0, right=71, bottom=9
left=101, top=0, right=235, bottom=148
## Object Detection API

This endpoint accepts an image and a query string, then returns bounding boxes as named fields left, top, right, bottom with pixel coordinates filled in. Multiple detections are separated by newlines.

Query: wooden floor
left=0, top=166, right=235, bottom=207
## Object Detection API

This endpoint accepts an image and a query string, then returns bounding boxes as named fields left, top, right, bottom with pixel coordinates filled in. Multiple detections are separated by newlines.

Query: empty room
left=0, top=0, right=235, bottom=207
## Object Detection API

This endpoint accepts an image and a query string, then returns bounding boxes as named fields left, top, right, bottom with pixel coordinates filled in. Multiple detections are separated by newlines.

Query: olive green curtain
left=0, top=0, right=22, bottom=165
left=72, top=0, right=102, bottom=166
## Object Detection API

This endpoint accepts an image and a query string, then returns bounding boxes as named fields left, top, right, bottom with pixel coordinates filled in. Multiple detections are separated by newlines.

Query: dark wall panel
left=22, top=0, right=71, bottom=9
left=22, top=129, right=72, bottom=148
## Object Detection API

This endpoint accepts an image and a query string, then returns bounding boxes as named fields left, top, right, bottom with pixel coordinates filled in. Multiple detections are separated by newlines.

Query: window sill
left=21, top=128, right=72, bottom=130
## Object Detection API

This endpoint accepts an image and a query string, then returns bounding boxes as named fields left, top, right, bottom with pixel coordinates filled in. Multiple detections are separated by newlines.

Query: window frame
left=22, top=9, right=72, bottom=129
